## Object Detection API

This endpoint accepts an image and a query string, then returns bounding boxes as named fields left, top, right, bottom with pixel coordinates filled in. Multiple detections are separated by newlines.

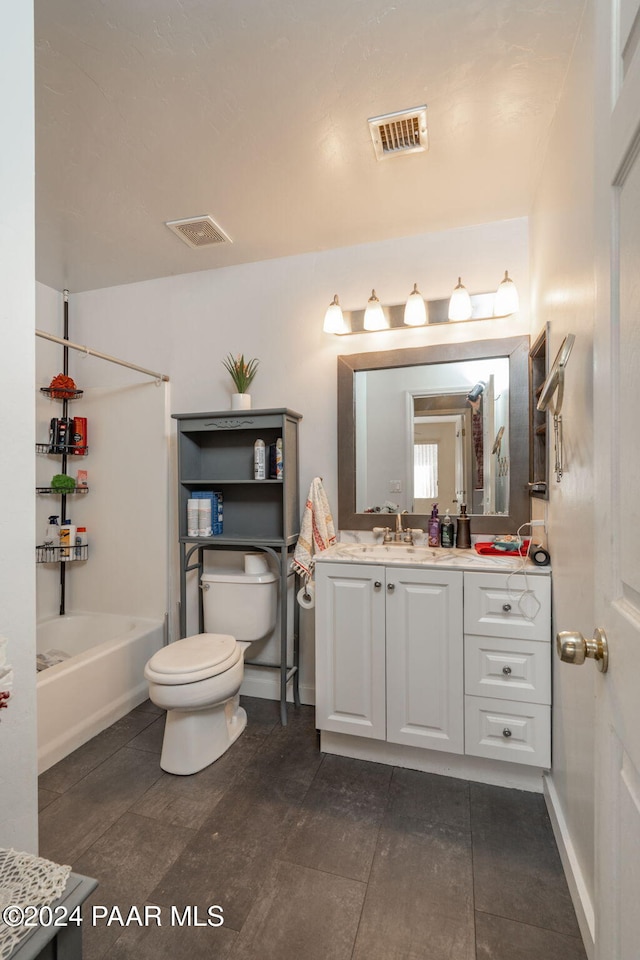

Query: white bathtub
left=37, top=612, right=165, bottom=773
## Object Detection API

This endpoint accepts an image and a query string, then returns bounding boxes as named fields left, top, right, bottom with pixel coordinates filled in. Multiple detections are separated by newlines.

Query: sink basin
left=335, top=543, right=451, bottom=563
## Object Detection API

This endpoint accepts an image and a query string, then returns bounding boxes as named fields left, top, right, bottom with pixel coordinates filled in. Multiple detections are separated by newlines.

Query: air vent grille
left=368, top=106, right=428, bottom=160
left=166, top=216, right=232, bottom=248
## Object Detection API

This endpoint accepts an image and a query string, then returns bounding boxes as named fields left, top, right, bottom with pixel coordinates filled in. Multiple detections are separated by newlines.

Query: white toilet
left=144, top=554, right=277, bottom=775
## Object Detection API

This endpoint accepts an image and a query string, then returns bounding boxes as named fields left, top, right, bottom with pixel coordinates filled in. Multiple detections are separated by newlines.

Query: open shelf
left=36, top=486, right=89, bottom=495
left=40, top=387, right=84, bottom=400
left=36, top=544, right=88, bottom=563
left=36, top=443, right=89, bottom=456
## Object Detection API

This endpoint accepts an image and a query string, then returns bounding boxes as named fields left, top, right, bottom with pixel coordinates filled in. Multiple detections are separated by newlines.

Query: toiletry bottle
left=59, top=519, right=76, bottom=561
left=254, top=439, right=266, bottom=480
left=44, top=515, right=60, bottom=548
left=428, top=503, right=440, bottom=547
left=75, top=526, right=88, bottom=559
left=455, top=504, right=471, bottom=549
left=440, top=509, right=454, bottom=548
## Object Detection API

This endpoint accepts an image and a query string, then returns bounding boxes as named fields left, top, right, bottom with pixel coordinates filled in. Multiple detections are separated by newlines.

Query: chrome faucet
left=373, top=513, right=423, bottom=546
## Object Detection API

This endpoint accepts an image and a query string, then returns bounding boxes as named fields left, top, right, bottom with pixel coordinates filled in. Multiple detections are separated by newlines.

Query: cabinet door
left=385, top=568, right=464, bottom=753
left=315, top=562, right=386, bottom=740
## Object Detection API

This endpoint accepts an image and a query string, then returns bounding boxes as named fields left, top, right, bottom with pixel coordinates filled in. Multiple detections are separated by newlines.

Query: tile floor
left=38, top=697, right=588, bottom=960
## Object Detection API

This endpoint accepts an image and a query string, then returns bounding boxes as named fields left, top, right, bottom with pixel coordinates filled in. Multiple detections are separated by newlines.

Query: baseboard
left=543, top=774, right=595, bottom=959
left=240, top=665, right=315, bottom=705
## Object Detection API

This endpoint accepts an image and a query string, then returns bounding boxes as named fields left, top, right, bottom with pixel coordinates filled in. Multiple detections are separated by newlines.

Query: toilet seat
left=144, top=633, right=240, bottom=685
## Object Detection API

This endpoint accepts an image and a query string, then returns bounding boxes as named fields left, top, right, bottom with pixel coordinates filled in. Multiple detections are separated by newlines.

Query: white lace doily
left=0, top=848, right=71, bottom=959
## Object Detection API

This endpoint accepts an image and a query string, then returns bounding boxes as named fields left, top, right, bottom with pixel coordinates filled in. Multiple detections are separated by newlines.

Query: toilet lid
left=144, top=633, right=241, bottom=685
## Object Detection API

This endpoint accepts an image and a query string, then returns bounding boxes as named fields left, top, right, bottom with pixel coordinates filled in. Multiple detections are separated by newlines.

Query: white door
left=314, top=562, right=386, bottom=740
left=592, top=1, right=640, bottom=955
left=385, top=568, right=463, bottom=753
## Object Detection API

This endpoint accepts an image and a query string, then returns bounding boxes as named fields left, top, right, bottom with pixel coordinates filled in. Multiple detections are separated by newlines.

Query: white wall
left=65, top=217, right=530, bottom=702
left=0, top=0, right=37, bottom=852
left=529, top=0, right=596, bottom=948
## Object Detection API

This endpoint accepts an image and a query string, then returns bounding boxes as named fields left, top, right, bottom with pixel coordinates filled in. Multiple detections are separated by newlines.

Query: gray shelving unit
left=172, top=408, right=302, bottom=724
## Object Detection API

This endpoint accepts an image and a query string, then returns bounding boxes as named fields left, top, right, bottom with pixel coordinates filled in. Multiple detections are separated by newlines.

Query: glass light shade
left=448, top=277, right=472, bottom=321
left=323, top=294, right=347, bottom=334
left=403, top=283, right=428, bottom=326
left=363, top=289, right=388, bottom=331
left=494, top=270, right=519, bottom=315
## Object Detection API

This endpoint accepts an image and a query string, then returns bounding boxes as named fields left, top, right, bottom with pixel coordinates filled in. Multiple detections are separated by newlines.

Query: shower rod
left=35, top=329, right=169, bottom=382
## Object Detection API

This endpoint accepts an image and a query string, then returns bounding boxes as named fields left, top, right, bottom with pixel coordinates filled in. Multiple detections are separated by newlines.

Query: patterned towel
left=0, top=636, right=12, bottom=713
left=292, top=477, right=336, bottom=580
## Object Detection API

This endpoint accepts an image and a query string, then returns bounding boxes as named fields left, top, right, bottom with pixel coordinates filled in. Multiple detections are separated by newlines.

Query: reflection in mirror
left=355, top=358, right=510, bottom=516
left=338, top=336, right=530, bottom=535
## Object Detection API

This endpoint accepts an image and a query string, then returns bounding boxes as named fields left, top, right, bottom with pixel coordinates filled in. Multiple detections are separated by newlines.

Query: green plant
left=222, top=353, right=259, bottom=393
left=50, top=473, right=76, bottom=492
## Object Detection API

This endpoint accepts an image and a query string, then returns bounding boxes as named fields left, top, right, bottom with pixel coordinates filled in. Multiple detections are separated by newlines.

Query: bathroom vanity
left=315, top=544, right=552, bottom=791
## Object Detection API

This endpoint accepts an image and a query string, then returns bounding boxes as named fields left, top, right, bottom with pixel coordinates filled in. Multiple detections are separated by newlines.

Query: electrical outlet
left=389, top=481, right=402, bottom=493
left=529, top=519, right=546, bottom=529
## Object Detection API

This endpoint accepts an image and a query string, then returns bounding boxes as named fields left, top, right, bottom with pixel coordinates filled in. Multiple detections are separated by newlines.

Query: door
left=315, top=562, right=386, bottom=740
left=593, top=1, right=640, bottom=955
left=385, top=568, right=463, bottom=753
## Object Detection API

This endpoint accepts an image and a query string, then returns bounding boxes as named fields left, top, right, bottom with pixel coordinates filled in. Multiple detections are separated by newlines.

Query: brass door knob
left=556, top=628, right=609, bottom=673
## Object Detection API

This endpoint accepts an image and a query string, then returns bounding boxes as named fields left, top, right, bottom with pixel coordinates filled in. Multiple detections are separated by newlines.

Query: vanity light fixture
left=363, top=289, right=389, bottom=330
left=323, top=294, right=348, bottom=334
left=494, top=270, right=520, bottom=316
left=447, top=277, right=473, bottom=322
left=403, top=283, right=428, bottom=326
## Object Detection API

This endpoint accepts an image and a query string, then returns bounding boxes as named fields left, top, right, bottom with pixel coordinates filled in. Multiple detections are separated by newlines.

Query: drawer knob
left=502, top=727, right=512, bottom=738
left=374, top=581, right=382, bottom=589
left=387, top=583, right=395, bottom=592
left=502, top=603, right=512, bottom=612
left=502, top=666, right=512, bottom=676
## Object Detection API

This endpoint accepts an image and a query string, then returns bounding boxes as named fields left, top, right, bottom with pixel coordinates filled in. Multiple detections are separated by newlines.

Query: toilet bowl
left=144, top=555, right=277, bottom=775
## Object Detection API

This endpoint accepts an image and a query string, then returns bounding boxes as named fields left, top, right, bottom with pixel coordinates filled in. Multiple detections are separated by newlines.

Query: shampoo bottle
left=440, top=509, right=455, bottom=548
left=455, top=504, right=471, bottom=549
left=59, top=519, right=76, bottom=561
left=428, top=503, right=440, bottom=547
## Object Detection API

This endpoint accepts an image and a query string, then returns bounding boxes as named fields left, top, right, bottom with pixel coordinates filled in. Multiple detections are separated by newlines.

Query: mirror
left=338, top=336, right=530, bottom=535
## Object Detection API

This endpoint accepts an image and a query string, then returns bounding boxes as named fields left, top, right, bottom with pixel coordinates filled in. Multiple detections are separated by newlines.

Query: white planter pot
left=231, top=393, right=251, bottom=410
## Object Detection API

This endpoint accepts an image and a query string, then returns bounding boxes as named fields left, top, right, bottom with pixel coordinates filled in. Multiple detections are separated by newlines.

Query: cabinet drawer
left=464, top=572, right=551, bottom=642
left=464, top=635, right=551, bottom=704
left=464, top=696, right=551, bottom=767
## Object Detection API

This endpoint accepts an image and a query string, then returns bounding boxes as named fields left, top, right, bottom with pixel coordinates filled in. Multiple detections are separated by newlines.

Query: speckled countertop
left=314, top=541, right=551, bottom=575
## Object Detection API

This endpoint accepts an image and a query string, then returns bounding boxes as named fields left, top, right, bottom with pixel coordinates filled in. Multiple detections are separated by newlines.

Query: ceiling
left=35, top=0, right=585, bottom=293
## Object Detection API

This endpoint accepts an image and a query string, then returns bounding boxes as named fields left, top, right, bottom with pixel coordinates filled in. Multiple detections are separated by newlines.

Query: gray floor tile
left=127, top=715, right=166, bottom=754
left=250, top=709, right=322, bottom=785
left=38, top=748, right=163, bottom=864
left=107, top=913, right=237, bottom=960
left=471, top=782, right=581, bottom=938
left=352, top=811, right=475, bottom=960
left=38, top=712, right=159, bottom=794
left=38, top=786, right=58, bottom=811
left=389, top=766, right=471, bottom=829
left=149, top=771, right=308, bottom=931
left=130, top=734, right=257, bottom=829
left=74, top=812, right=195, bottom=960
left=282, top=757, right=391, bottom=881
left=229, top=860, right=366, bottom=960
left=475, top=911, right=588, bottom=959
left=240, top=694, right=281, bottom=739
left=129, top=699, right=164, bottom=717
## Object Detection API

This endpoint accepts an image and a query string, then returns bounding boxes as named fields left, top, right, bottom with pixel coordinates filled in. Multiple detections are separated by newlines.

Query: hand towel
left=292, top=477, right=336, bottom=580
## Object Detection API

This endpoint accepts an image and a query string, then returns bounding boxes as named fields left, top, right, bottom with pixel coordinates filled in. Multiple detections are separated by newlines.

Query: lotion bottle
left=455, top=504, right=471, bottom=549
left=440, top=509, right=455, bottom=548
left=428, top=504, right=440, bottom=547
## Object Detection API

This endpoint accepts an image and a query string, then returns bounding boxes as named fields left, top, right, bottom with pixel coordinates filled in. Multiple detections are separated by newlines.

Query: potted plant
left=222, top=353, right=259, bottom=409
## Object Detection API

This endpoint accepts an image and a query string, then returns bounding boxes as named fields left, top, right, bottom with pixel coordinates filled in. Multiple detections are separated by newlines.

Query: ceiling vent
left=368, top=105, right=428, bottom=160
left=165, top=215, right=232, bottom=248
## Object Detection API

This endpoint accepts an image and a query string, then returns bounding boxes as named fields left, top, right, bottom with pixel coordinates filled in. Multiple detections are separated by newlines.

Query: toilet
left=144, top=553, right=277, bottom=775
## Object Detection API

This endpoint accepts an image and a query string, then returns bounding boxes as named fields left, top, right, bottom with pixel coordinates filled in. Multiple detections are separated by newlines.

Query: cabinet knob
left=502, top=603, right=512, bottom=612
left=502, top=727, right=512, bottom=738
left=387, top=583, right=395, bottom=592
left=502, top=665, right=512, bottom=676
left=374, top=581, right=382, bottom=589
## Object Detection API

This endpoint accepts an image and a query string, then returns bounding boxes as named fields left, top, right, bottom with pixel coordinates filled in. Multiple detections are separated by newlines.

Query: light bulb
left=403, top=283, right=428, bottom=326
left=323, top=294, right=347, bottom=334
left=494, top=270, right=519, bottom=316
left=448, top=277, right=472, bottom=321
left=363, top=289, right=388, bottom=330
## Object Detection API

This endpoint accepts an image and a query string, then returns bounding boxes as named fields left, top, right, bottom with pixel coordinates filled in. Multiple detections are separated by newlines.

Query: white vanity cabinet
left=315, top=561, right=464, bottom=753
left=463, top=571, right=552, bottom=768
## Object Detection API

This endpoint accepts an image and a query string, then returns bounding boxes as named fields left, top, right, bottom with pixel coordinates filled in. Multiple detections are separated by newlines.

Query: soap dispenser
left=428, top=504, right=440, bottom=547
left=440, top=509, right=455, bottom=548
left=455, top=504, right=471, bottom=549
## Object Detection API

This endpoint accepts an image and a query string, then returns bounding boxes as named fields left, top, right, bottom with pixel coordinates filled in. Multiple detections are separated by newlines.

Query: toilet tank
left=200, top=567, right=278, bottom=642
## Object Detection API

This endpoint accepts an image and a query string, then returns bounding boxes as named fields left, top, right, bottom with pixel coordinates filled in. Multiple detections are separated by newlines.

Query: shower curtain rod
left=35, top=329, right=170, bottom=382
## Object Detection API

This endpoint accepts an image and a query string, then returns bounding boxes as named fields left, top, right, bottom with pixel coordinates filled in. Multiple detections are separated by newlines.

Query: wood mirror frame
left=337, top=335, right=530, bottom=535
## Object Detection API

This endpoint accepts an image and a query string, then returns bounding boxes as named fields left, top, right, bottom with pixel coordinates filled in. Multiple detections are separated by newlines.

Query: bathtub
left=37, top=612, right=165, bottom=773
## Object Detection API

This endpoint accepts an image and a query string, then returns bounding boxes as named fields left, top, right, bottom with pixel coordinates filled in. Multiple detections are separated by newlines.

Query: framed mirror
left=337, top=336, right=530, bottom=535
